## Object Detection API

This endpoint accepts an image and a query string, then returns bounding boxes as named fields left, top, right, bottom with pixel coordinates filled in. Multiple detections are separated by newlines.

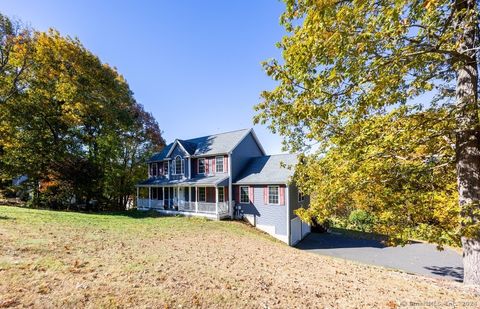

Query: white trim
left=217, top=187, right=225, bottom=202
left=239, top=186, right=250, bottom=204
left=267, top=185, right=280, bottom=205
left=198, top=187, right=207, bottom=202
left=228, top=153, right=233, bottom=218
left=172, top=155, right=184, bottom=175
left=165, top=139, right=191, bottom=158
left=298, top=191, right=305, bottom=202
left=286, top=185, right=291, bottom=245
left=215, top=155, right=224, bottom=173
left=197, top=158, right=206, bottom=174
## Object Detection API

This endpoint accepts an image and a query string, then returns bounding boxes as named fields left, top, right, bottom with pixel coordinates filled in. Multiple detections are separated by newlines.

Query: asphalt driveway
left=296, top=232, right=463, bottom=282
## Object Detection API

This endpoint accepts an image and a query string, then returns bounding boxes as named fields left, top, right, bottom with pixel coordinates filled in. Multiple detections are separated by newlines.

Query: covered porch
left=136, top=185, right=231, bottom=219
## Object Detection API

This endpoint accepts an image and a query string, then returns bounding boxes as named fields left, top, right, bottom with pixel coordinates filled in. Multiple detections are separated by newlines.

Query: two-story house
left=136, top=128, right=310, bottom=245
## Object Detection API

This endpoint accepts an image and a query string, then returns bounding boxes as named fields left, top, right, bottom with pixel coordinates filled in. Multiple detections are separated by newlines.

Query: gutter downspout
left=286, top=183, right=291, bottom=246
left=228, top=152, right=233, bottom=219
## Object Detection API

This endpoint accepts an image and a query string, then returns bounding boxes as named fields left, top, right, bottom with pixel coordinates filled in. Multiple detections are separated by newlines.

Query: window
left=198, top=158, right=205, bottom=174
left=174, top=156, right=183, bottom=175
left=198, top=187, right=206, bottom=202
left=152, top=163, right=157, bottom=177
left=268, top=186, right=279, bottom=204
left=152, top=187, right=158, bottom=199
left=218, top=187, right=224, bottom=202
left=298, top=192, right=305, bottom=202
left=240, top=186, right=250, bottom=204
left=163, top=162, right=168, bottom=175
left=215, top=156, right=224, bottom=173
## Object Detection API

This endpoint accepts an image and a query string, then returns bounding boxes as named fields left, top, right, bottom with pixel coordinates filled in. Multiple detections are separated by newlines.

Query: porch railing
left=137, top=198, right=230, bottom=215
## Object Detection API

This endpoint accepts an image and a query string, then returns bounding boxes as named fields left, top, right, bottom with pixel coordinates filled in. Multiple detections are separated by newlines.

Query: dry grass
left=0, top=206, right=479, bottom=308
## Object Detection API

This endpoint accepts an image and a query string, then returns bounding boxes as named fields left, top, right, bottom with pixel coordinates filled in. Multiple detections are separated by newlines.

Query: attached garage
left=290, top=217, right=302, bottom=245
left=290, top=217, right=310, bottom=245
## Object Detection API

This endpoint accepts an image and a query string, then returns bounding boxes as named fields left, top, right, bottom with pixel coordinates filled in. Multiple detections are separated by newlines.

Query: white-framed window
left=240, top=186, right=250, bottom=204
left=174, top=156, right=183, bottom=175
left=198, top=158, right=205, bottom=174
left=215, top=156, right=224, bottom=173
left=198, top=187, right=206, bottom=202
left=218, top=187, right=225, bottom=202
left=163, top=161, right=168, bottom=175
left=298, top=191, right=305, bottom=202
left=268, top=186, right=279, bottom=205
left=152, top=163, right=157, bottom=176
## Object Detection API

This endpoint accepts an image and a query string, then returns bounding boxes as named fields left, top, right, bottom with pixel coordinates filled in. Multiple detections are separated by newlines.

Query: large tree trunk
left=455, top=0, right=480, bottom=286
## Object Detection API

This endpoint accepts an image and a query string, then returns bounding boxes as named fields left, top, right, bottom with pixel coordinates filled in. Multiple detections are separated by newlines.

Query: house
left=136, top=128, right=310, bottom=245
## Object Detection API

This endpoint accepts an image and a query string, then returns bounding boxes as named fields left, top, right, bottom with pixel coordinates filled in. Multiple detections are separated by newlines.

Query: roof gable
left=234, top=154, right=298, bottom=184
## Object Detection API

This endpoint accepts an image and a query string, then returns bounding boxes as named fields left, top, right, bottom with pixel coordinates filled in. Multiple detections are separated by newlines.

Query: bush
left=348, top=209, right=376, bottom=232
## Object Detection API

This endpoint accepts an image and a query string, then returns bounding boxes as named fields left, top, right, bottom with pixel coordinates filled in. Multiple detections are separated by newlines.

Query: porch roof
left=137, top=175, right=229, bottom=187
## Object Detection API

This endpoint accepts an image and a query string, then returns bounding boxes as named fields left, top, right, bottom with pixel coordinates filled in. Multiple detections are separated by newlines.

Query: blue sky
left=2, top=1, right=286, bottom=154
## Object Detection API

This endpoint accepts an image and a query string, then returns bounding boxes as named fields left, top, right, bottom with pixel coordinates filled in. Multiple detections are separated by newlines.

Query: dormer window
left=174, top=156, right=184, bottom=175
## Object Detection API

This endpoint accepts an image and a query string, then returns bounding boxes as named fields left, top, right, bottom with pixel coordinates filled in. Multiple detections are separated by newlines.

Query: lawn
left=0, top=206, right=478, bottom=308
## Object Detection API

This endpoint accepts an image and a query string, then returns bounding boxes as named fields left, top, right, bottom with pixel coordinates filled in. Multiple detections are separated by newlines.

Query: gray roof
left=148, top=128, right=254, bottom=162
left=137, top=175, right=229, bottom=187
left=234, top=154, right=298, bottom=185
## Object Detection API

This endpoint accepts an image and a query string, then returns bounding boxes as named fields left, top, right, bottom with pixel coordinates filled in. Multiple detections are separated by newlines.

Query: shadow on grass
left=1, top=204, right=167, bottom=220
left=96, top=209, right=167, bottom=219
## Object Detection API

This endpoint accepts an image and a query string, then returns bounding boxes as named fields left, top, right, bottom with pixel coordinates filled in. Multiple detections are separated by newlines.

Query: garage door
left=291, top=217, right=302, bottom=245
left=301, top=221, right=310, bottom=238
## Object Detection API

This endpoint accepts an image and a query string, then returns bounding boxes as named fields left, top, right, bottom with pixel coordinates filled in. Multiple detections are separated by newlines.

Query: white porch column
left=189, top=186, right=192, bottom=208
left=136, top=187, right=139, bottom=208
left=195, top=187, right=198, bottom=212
left=215, top=186, right=219, bottom=216
left=148, top=187, right=151, bottom=208
left=162, top=187, right=165, bottom=207
left=177, top=187, right=180, bottom=207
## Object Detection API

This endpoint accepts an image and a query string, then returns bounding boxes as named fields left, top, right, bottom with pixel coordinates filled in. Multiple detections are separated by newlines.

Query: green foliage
left=257, top=0, right=478, bottom=247
left=0, top=15, right=165, bottom=210
left=348, top=209, right=376, bottom=232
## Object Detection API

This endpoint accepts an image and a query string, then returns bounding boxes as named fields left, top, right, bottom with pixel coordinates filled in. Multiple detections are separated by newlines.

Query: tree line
left=0, top=14, right=164, bottom=211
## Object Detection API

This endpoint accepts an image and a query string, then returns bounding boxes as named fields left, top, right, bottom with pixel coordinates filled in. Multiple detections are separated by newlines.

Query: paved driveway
left=296, top=232, right=463, bottom=282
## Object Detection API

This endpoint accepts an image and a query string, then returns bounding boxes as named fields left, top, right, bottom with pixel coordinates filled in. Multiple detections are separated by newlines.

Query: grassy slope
left=0, top=206, right=478, bottom=308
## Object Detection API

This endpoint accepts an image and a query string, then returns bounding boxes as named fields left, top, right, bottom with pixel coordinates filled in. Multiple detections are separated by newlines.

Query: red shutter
left=205, top=159, right=209, bottom=174
left=225, top=186, right=228, bottom=201
left=212, top=158, right=216, bottom=175
left=249, top=186, right=254, bottom=204
left=224, top=156, right=228, bottom=173
left=280, top=186, right=285, bottom=205
left=264, top=186, right=268, bottom=204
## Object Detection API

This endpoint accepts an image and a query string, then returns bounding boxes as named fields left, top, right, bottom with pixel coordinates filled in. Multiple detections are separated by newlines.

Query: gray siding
left=230, top=132, right=264, bottom=181
left=191, top=155, right=229, bottom=178
left=235, top=185, right=288, bottom=236
left=288, top=183, right=310, bottom=219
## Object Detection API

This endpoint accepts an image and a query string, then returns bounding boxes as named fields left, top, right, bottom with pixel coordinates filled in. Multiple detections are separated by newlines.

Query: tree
left=0, top=22, right=164, bottom=210
left=0, top=13, right=32, bottom=105
left=255, top=0, right=480, bottom=284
